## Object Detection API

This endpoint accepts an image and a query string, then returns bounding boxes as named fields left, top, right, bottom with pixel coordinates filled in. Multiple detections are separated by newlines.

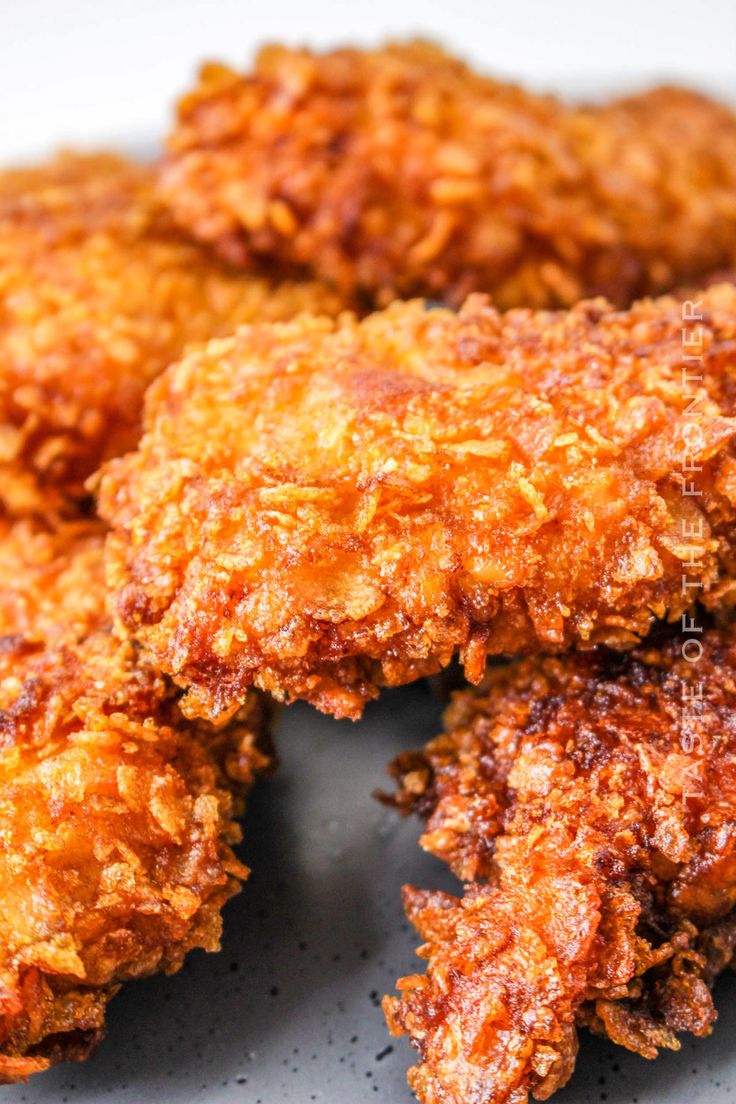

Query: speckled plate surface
left=1, top=683, right=735, bottom=1104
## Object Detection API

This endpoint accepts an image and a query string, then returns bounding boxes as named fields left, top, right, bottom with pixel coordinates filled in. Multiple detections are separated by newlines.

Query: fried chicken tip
left=0, top=150, right=348, bottom=516
left=0, top=516, right=272, bottom=1081
left=161, top=40, right=736, bottom=308
left=99, top=285, right=736, bottom=720
left=384, top=629, right=736, bottom=1104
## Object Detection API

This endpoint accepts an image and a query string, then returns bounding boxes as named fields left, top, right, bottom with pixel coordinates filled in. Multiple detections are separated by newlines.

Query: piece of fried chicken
left=0, top=151, right=347, bottom=515
left=383, top=628, right=736, bottom=1104
left=159, top=40, right=736, bottom=308
left=0, top=516, right=271, bottom=1082
left=98, top=287, right=736, bottom=721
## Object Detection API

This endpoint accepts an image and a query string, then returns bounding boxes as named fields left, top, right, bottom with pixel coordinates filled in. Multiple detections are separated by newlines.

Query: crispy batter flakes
left=99, top=288, right=736, bottom=720
left=384, top=630, right=736, bottom=1104
left=0, top=517, right=271, bottom=1082
left=161, top=41, right=736, bottom=307
left=0, top=151, right=346, bottom=515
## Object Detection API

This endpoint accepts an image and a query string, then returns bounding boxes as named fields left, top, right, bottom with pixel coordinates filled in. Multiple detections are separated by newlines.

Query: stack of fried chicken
left=3, top=38, right=736, bottom=1104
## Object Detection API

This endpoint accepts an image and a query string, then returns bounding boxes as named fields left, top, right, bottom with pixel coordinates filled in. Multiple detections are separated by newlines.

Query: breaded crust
left=0, top=151, right=346, bottom=515
left=160, top=41, right=736, bottom=307
left=384, top=628, right=736, bottom=1104
left=0, top=517, right=271, bottom=1081
left=99, top=287, right=736, bottom=720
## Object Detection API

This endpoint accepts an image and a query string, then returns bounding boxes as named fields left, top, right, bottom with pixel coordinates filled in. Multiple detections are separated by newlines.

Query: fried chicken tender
left=160, top=41, right=736, bottom=308
left=0, top=516, right=271, bottom=1082
left=98, top=287, right=736, bottom=721
left=384, top=629, right=736, bottom=1104
left=0, top=151, right=346, bottom=515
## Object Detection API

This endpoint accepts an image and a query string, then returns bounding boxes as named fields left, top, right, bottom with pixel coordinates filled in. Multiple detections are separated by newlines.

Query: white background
left=1, top=0, right=735, bottom=162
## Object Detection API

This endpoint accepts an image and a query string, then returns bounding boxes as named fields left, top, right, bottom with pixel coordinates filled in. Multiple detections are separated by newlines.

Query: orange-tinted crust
left=99, top=287, right=736, bottom=720
left=161, top=41, right=736, bottom=308
left=384, top=629, right=736, bottom=1103
left=0, top=517, right=271, bottom=1081
left=0, top=151, right=347, bottom=515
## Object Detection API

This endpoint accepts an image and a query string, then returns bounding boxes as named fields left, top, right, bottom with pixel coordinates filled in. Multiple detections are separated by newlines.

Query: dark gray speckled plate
left=0, top=684, right=734, bottom=1104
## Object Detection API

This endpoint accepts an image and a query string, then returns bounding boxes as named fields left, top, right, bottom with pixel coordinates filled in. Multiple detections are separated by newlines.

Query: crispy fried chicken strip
left=384, top=630, right=736, bottom=1104
left=0, top=151, right=347, bottom=515
left=160, top=41, right=736, bottom=308
left=99, top=287, right=736, bottom=721
left=0, top=517, right=271, bottom=1082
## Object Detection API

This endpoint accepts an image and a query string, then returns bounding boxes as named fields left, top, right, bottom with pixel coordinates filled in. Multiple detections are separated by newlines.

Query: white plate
left=2, top=684, right=735, bottom=1104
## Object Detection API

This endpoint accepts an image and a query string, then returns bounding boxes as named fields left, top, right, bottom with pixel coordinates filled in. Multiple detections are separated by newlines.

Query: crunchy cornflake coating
left=384, top=630, right=736, bottom=1104
left=0, top=517, right=271, bottom=1081
left=99, top=288, right=736, bottom=720
left=0, top=151, right=346, bottom=515
left=160, top=41, right=736, bottom=308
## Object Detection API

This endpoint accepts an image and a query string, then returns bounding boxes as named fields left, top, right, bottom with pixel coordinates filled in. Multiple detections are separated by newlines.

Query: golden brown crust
left=99, top=287, right=736, bottom=720
left=160, top=41, right=736, bottom=308
left=384, top=630, right=736, bottom=1103
left=0, top=517, right=271, bottom=1082
left=0, top=151, right=347, bottom=515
